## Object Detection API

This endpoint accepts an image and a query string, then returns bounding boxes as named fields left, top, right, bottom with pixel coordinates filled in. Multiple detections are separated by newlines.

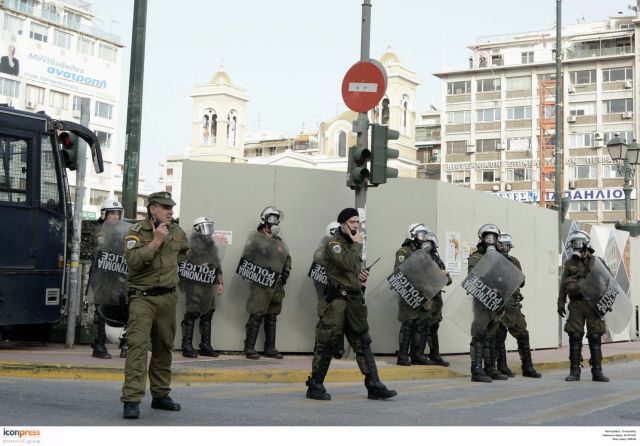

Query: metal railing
left=565, top=45, right=633, bottom=60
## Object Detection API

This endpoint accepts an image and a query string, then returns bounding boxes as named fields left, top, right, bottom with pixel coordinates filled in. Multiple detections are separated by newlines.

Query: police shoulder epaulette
left=130, top=223, right=143, bottom=233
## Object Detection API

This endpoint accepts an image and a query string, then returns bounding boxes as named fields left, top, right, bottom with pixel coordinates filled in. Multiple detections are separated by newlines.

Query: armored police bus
left=0, top=105, right=103, bottom=339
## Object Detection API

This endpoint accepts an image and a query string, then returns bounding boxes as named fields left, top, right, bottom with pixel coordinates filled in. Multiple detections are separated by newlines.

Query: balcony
left=565, top=42, right=633, bottom=60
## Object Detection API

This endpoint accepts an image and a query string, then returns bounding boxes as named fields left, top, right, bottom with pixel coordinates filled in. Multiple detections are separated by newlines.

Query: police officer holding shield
left=495, top=233, right=541, bottom=378
left=305, top=208, right=396, bottom=401
left=121, top=192, right=190, bottom=419
left=180, top=217, right=224, bottom=358
left=558, top=230, right=609, bottom=383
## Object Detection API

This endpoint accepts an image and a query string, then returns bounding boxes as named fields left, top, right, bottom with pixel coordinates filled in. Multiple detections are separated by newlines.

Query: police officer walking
left=468, top=223, right=506, bottom=383
left=306, top=208, right=397, bottom=401
left=494, top=233, right=541, bottom=379
left=395, top=223, right=437, bottom=366
left=242, top=206, right=291, bottom=360
left=558, top=230, right=609, bottom=383
left=180, top=217, right=224, bottom=358
left=121, top=192, right=190, bottom=419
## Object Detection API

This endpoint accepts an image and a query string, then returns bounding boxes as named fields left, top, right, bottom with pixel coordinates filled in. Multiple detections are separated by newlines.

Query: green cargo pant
left=500, top=301, right=528, bottom=339
left=246, top=281, right=284, bottom=316
left=564, top=299, right=606, bottom=337
left=121, top=291, right=177, bottom=403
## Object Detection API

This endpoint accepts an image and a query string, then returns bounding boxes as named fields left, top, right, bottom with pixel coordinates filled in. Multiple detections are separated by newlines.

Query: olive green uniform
left=500, top=254, right=527, bottom=338
left=120, top=219, right=189, bottom=404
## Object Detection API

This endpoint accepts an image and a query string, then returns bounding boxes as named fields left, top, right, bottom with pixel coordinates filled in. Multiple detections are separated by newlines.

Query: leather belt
left=130, top=287, right=175, bottom=297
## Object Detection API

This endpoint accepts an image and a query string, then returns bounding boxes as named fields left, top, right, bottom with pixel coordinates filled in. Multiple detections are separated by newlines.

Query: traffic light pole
left=65, top=97, right=90, bottom=348
left=356, top=0, right=372, bottom=261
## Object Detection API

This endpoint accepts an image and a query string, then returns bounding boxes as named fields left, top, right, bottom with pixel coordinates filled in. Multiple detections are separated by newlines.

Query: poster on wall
left=445, top=231, right=461, bottom=276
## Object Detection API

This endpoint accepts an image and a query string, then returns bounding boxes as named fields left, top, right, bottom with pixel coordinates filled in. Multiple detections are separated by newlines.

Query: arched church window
left=381, top=98, right=390, bottom=125
left=227, top=110, right=238, bottom=147
left=202, top=108, right=217, bottom=145
left=337, top=130, right=346, bottom=157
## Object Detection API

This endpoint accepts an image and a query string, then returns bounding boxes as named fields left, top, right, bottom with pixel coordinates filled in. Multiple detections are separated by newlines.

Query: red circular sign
left=341, top=60, right=387, bottom=113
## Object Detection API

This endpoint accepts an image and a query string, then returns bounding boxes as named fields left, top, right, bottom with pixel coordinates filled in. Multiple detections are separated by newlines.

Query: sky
left=88, top=0, right=635, bottom=189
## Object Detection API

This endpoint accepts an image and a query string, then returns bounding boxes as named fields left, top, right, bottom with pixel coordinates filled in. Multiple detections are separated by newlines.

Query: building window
left=603, top=200, right=627, bottom=211
left=491, top=54, right=503, bottom=66
left=72, top=96, right=89, bottom=111
left=569, top=133, right=594, bottom=148
left=25, top=84, right=45, bottom=104
left=201, top=108, right=217, bottom=145
left=446, top=110, right=470, bottom=124
left=29, top=22, right=48, bottom=42
left=475, top=108, right=500, bottom=122
left=447, top=81, right=471, bottom=95
left=477, top=169, right=500, bottom=183
left=89, top=189, right=110, bottom=206
left=506, top=137, right=531, bottom=151
left=166, top=168, right=173, bottom=176
left=227, top=110, right=238, bottom=147
left=95, top=101, right=113, bottom=119
left=95, top=130, right=112, bottom=149
left=78, top=37, right=95, bottom=56
left=506, top=76, right=531, bottom=91
left=603, top=131, right=633, bottom=144
left=521, top=51, right=534, bottom=64
left=98, top=44, right=117, bottom=62
left=165, top=185, right=172, bottom=194
left=569, top=101, right=596, bottom=116
left=3, top=15, right=24, bottom=35
left=476, top=138, right=500, bottom=152
left=569, top=165, right=596, bottom=179
left=603, top=67, right=633, bottom=82
left=570, top=200, right=597, bottom=212
left=269, top=147, right=276, bottom=156
left=603, top=165, right=623, bottom=178
left=569, top=69, right=596, bottom=85
left=603, top=98, right=633, bottom=114
left=506, top=106, right=531, bottom=120
left=446, top=170, right=471, bottom=184
left=337, top=131, right=347, bottom=157
left=0, top=80, right=19, bottom=100
left=53, top=30, right=72, bottom=49
left=381, top=98, right=390, bottom=124
left=506, top=168, right=531, bottom=182
left=63, top=10, right=82, bottom=30
left=49, top=90, right=69, bottom=110
left=446, top=140, right=467, bottom=155
left=41, top=3, right=60, bottom=21
left=255, top=148, right=263, bottom=157
left=476, top=78, right=501, bottom=92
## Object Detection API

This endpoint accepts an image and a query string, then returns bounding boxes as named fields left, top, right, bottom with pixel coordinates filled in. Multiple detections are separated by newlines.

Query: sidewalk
left=1, top=340, right=639, bottom=383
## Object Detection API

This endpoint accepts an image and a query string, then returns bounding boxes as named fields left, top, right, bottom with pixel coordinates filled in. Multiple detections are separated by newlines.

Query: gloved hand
left=557, top=305, right=566, bottom=318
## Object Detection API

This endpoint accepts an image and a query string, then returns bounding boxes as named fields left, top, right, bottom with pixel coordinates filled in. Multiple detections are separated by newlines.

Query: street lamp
left=606, top=134, right=640, bottom=236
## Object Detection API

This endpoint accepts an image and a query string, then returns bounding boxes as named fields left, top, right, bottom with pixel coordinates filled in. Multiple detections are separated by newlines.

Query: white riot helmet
left=423, top=232, right=438, bottom=252
left=325, top=221, right=340, bottom=237
left=497, top=233, right=513, bottom=254
left=193, top=216, right=214, bottom=235
left=100, top=199, right=123, bottom=221
left=406, top=223, right=431, bottom=243
left=566, top=230, right=590, bottom=259
left=478, top=223, right=501, bottom=246
left=260, top=206, right=283, bottom=235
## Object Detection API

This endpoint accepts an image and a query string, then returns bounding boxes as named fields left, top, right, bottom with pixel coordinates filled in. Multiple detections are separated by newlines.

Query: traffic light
left=346, top=145, right=371, bottom=189
left=370, top=124, right=400, bottom=185
left=58, top=131, right=79, bottom=171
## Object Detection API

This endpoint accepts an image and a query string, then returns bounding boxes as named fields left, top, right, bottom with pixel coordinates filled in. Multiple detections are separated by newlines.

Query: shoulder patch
left=131, top=223, right=143, bottom=233
left=397, top=255, right=405, bottom=263
left=126, top=239, right=137, bottom=250
left=332, top=244, right=342, bottom=254
left=124, top=235, right=140, bottom=241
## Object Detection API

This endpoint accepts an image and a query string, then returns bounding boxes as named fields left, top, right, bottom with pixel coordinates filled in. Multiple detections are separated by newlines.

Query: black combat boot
left=483, top=337, right=508, bottom=380
left=587, top=333, right=609, bottom=382
left=470, top=335, right=492, bottom=383
left=263, top=314, right=283, bottom=359
left=180, top=312, right=199, bottom=358
left=244, top=314, right=263, bottom=359
left=198, top=310, right=219, bottom=357
left=306, top=344, right=333, bottom=401
left=123, top=402, right=139, bottom=419
left=360, top=336, right=397, bottom=400
left=565, top=332, right=583, bottom=381
left=427, top=322, right=449, bottom=367
left=92, top=318, right=112, bottom=359
left=411, top=321, right=437, bottom=365
left=517, top=330, right=541, bottom=378
left=396, top=321, right=413, bottom=366
left=495, top=326, right=514, bottom=377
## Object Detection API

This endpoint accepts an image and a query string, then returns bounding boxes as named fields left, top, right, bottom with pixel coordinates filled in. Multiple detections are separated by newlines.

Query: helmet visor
left=414, top=230, right=428, bottom=242
left=266, top=214, right=280, bottom=225
left=483, top=233, right=497, bottom=245
left=570, top=240, right=585, bottom=250
left=195, top=221, right=215, bottom=235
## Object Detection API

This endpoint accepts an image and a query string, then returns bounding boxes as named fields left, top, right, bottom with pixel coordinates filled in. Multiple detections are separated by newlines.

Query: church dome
left=211, top=67, right=231, bottom=85
left=380, top=49, right=400, bottom=66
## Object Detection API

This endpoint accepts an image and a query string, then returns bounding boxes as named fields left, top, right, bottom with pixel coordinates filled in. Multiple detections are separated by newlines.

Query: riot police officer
left=395, top=223, right=437, bottom=366
left=558, top=230, right=609, bottom=383
left=495, top=233, right=541, bottom=378
left=242, top=206, right=292, bottom=360
left=180, top=217, right=224, bottom=358
left=306, top=207, right=396, bottom=401
left=90, top=199, right=125, bottom=359
left=468, top=223, right=506, bottom=383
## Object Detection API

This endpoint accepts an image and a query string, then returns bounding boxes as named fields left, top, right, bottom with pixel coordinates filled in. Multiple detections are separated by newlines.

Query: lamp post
left=606, top=134, right=640, bottom=236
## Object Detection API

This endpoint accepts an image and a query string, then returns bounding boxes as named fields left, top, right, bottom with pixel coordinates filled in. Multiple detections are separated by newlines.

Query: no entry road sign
left=341, top=60, right=387, bottom=113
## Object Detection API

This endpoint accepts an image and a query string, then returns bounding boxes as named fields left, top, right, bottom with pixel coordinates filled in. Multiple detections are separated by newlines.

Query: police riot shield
left=235, top=231, right=288, bottom=290
left=369, top=249, right=449, bottom=309
left=579, top=256, right=632, bottom=335
left=87, top=220, right=132, bottom=306
left=178, top=233, right=226, bottom=315
left=442, top=249, right=525, bottom=336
